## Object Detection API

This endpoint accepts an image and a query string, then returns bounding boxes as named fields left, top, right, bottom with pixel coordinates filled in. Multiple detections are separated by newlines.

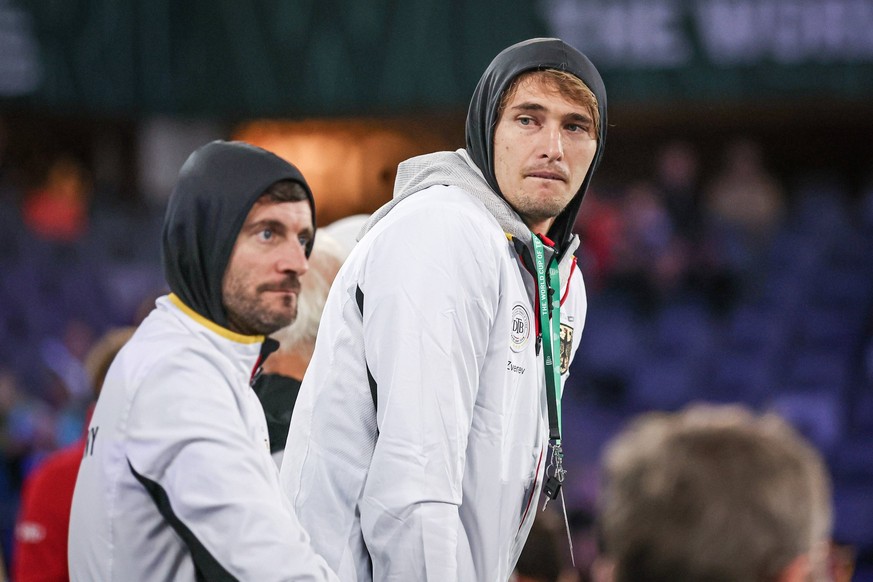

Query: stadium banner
left=2, top=0, right=873, bottom=116
left=540, top=0, right=873, bottom=103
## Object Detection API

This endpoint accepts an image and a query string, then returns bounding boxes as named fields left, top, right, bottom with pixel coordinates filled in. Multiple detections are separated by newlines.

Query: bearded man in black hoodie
left=68, top=141, right=338, bottom=581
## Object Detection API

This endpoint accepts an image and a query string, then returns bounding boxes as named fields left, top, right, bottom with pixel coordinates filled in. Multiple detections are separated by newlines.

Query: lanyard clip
left=542, top=440, right=577, bottom=567
left=542, top=441, right=566, bottom=508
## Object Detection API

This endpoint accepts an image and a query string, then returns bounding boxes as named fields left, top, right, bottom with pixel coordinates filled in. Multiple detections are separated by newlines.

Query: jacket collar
left=360, top=149, right=579, bottom=284
left=161, top=294, right=264, bottom=382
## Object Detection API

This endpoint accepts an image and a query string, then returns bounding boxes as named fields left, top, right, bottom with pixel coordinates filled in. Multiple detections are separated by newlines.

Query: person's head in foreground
left=596, top=404, right=833, bottom=582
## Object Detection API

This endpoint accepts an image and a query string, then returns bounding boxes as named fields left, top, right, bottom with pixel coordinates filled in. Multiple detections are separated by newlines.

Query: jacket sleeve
left=126, top=352, right=338, bottom=582
left=357, top=198, right=500, bottom=581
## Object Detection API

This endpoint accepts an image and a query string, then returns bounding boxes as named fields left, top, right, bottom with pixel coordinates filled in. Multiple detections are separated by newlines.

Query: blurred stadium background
left=1, top=0, right=872, bottom=579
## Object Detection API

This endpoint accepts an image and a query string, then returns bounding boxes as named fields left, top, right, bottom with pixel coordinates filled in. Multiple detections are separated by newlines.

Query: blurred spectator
left=654, top=140, right=703, bottom=241
left=12, top=327, right=134, bottom=582
left=0, top=370, right=55, bottom=490
left=0, top=367, right=56, bottom=566
left=606, top=181, right=686, bottom=313
left=35, top=318, right=101, bottom=450
left=21, top=156, right=91, bottom=244
left=652, top=140, right=739, bottom=311
left=574, top=188, right=623, bottom=292
left=704, top=139, right=785, bottom=269
left=594, top=404, right=832, bottom=582
left=39, top=319, right=96, bottom=404
left=255, top=231, right=346, bottom=467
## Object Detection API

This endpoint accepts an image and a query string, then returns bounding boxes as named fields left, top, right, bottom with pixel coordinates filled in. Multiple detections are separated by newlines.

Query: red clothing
left=22, top=190, right=88, bottom=243
left=13, top=439, right=85, bottom=582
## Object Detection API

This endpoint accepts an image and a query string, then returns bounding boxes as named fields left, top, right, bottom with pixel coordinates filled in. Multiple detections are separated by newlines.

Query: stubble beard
left=514, top=190, right=572, bottom=231
left=224, top=278, right=298, bottom=336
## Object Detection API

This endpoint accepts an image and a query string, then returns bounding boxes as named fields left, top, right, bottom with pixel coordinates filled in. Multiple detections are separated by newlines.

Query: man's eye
left=259, top=229, right=274, bottom=241
left=298, top=236, right=310, bottom=247
left=518, top=117, right=532, bottom=126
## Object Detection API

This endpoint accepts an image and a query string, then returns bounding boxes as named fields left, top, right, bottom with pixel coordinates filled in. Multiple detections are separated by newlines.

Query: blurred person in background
left=594, top=404, right=833, bottom=582
left=573, top=187, right=623, bottom=293
left=280, top=37, right=607, bottom=581
left=651, top=140, right=739, bottom=314
left=12, top=326, right=134, bottom=582
left=254, top=230, right=346, bottom=467
left=68, top=141, right=337, bottom=581
left=704, top=138, right=786, bottom=278
left=0, top=369, right=56, bottom=494
left=607, top=180, right=684, bottom=314
left=653, top=140, right=703, bottom=242
left=21, top=156, right=91, bottom=245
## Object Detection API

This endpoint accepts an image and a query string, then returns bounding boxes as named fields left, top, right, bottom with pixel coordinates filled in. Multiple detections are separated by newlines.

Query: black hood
left=466, top=37, right=607, bottom=254
left=161, top=140, right=315, bottom=328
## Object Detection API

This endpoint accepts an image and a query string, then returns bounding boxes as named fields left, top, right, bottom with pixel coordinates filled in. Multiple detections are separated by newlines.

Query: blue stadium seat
left=767, top=390, right=845, bottom=454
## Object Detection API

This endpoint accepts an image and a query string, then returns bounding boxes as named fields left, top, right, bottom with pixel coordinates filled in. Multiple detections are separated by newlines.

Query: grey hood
left=359, top=148, right=579, bottom=281
left=361, top=37, right=603, bottom=274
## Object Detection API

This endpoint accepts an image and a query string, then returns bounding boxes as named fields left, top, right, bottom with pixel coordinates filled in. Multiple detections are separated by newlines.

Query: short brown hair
left=261, top=179, right=309, bottom=204
left=497, top=69, right=600, bottom=137
left=598, top=404, right=832, bottom=582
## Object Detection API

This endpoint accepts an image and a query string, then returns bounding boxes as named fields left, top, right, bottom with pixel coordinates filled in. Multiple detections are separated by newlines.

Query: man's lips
left=525, top=170, right=567, bottom=181
left=260, top=283, right=300, bottom=294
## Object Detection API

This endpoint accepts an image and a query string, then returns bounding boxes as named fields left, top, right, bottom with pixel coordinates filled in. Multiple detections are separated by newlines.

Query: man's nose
left=277, top=241, right=309, bottom=276
left=540, top=124, right=564, bottom=161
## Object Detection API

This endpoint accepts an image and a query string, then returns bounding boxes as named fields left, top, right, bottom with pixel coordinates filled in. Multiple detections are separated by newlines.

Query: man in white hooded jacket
left=69, top=141, right=338, bottom=581
left=280, top=38, right=607, bottom=581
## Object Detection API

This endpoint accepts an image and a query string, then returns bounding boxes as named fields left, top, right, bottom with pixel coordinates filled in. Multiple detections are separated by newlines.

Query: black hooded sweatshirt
left=465, top=37, right=608, bottom=260
left=161, top=140, right=315, bottom=330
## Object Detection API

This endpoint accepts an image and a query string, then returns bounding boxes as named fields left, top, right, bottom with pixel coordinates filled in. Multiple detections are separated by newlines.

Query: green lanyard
left=531, top=233, right=569, bottom=523
left=531, top=233, right=563, bottom=442
left=531, top=232, right=574, bottom=566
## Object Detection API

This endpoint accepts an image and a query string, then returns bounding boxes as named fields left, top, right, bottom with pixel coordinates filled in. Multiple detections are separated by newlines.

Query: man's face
left=493, top=74, right=598, bottom=234
left=222, top=198, right=313, bottom=336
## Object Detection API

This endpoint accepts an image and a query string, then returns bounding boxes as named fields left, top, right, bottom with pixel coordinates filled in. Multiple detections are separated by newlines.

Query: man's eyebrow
left=247, top=218, right=286, bottom=233
left=510, top=103, right=592, bottom=123
left=566, top=112, right=593, bottom=124
left=246, top=220, right=315, bottom=242
left=510, top=102, right=547, bottom=113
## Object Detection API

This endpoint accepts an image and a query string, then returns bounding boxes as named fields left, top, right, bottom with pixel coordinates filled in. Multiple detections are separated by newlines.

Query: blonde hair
left=498, top=69, right=600, bottom=137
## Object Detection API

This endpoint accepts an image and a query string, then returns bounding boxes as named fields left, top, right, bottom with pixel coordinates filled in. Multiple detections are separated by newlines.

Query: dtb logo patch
left=559, top=323, right=574, bottom=374
left=510, top=303, right=531, bottom=353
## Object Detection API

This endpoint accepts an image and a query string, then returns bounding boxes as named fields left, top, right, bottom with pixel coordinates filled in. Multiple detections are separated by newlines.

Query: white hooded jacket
left=279, top=149, right=587, bottom=581
left=69, top=296, right=337, bottom=581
